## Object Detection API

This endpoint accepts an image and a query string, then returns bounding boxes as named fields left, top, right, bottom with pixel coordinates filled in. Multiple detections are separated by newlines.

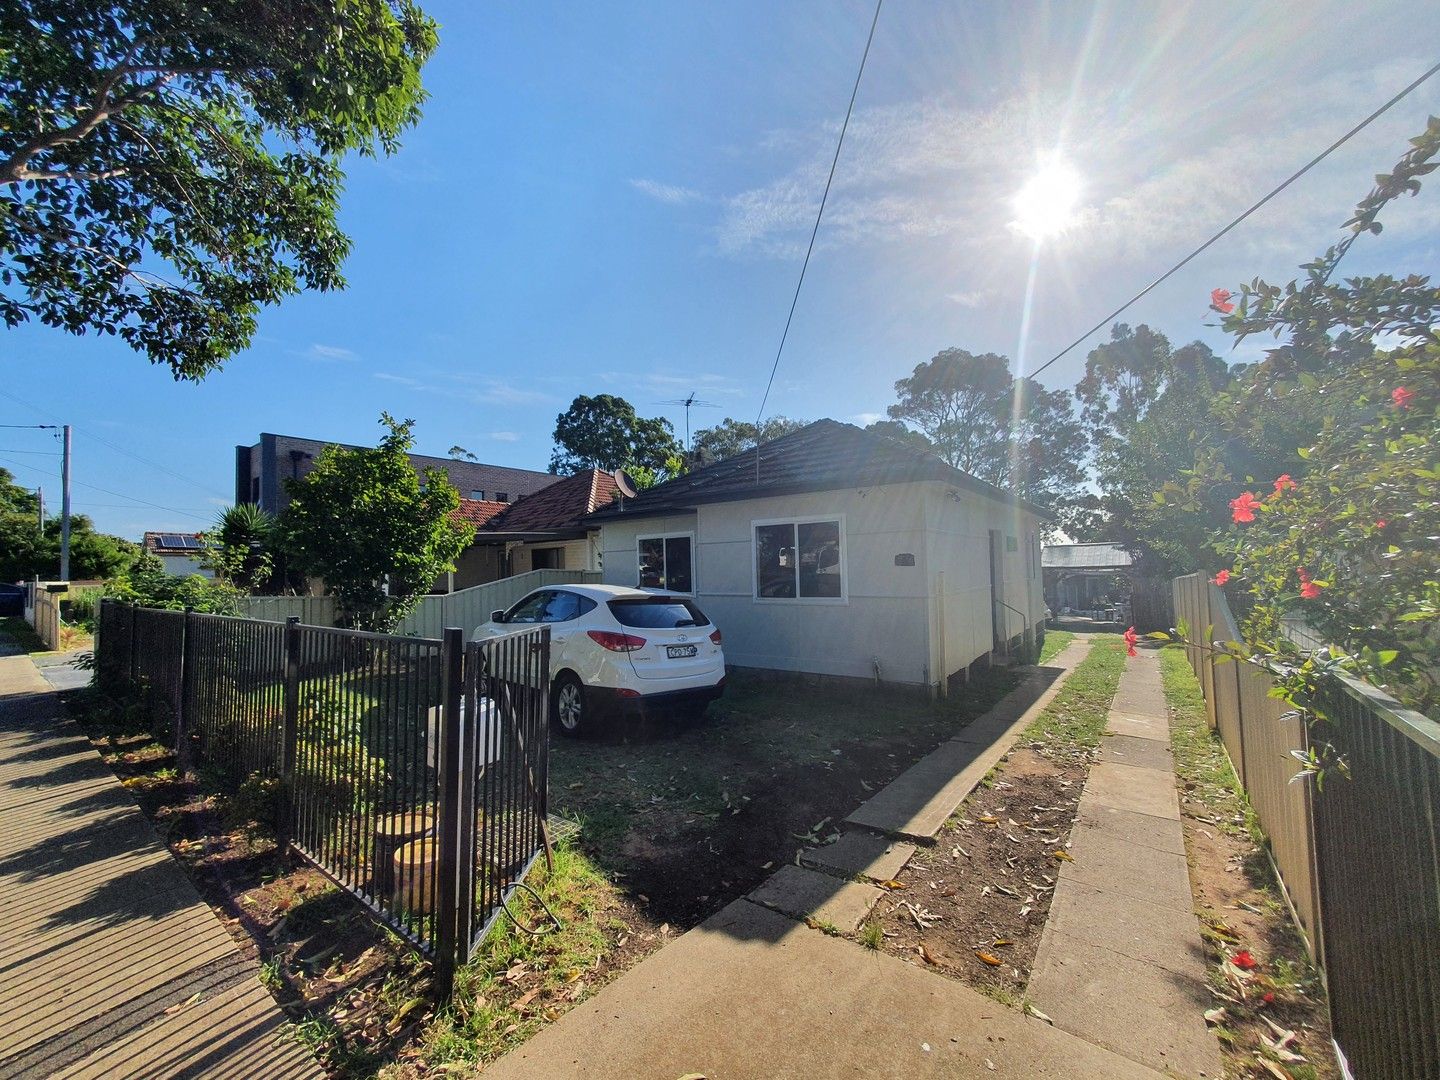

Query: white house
left=142, top=532, right=214, bottom=578
left=586, top=420, right=1049, bottom=697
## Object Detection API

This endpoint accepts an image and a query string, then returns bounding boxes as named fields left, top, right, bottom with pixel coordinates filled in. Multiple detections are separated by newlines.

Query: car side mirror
left=490, top=609, right=505, bottom=623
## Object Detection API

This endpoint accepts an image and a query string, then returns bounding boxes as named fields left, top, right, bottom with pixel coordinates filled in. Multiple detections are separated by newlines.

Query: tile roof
left=585, top=419, right=1052, bottom=522
left=1041, top=543, right=1134, bottom=570
left=480, top=469, right=620, bottom=534
left=451, top=499, right=510, bottom=528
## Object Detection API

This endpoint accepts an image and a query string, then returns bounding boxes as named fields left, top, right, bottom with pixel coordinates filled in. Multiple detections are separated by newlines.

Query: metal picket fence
left=1173, top=575, right=1440, bottom=1078
left=95, top=599, right=552, bottom=995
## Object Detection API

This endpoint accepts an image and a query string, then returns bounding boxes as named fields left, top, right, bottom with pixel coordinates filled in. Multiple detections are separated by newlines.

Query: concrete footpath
left=1029, top=647, right=1222, bottom=1077
left=488, top=637, right=1172, bottom=1079
left=0, top=651, right=323, bottom=1080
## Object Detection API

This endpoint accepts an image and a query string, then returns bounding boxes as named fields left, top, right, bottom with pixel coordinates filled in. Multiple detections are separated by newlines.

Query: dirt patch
left=861, top=745, right=1087, bottom=999
left=1161, top=647, right=1337, bottom=1079
left=551, top=667, right=1024, bottom=930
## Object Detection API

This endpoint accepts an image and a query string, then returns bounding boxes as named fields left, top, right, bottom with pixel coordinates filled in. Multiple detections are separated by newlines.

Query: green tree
left=0, top=470, right=137, bottom=580
left=690, top=416, right=807, bottom=463
left=202, top=503, right=277, bottom=593
left=550, top=394, right=680, bottom=474
left=0, top=1, right=438, bottom=379
left=280, top=414, right=473, bottom=630
left=622, top=450, right=688, bottom=491
left=884, top=349, right=1088, bottom=533
left=864, top=418, right=932, bottom=452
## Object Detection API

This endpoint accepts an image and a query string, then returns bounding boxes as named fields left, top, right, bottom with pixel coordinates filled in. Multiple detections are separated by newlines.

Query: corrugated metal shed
left=1041, top=543, right=1133, bottom=570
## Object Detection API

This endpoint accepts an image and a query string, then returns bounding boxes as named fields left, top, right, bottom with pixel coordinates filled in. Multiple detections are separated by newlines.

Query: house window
left=637, top=533, right=693, bottom=593
left=753, top=517, right=844, bottom=601
left=495, top=491, right=509, bottom=503
left=470, top=489, right=486, bottom=501
left=532, top=547, right=565, bottom=570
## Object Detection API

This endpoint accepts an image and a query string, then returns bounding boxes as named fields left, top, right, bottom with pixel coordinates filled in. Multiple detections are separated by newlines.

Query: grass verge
left=1160, top=645, right=1336, bottom=1079
left=1023, top=637, right=1126, bottom=748
left=1037, top=629, right=1075, bottom=665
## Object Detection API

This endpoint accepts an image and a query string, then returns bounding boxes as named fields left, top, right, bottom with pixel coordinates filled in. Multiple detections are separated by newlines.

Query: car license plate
left=666, top=644, right=698, bottom=659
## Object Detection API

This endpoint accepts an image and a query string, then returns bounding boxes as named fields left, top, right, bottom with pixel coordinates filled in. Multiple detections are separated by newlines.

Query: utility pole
left=60, top=424, right=71, bottom=581
left=36, top=487, right=44, bottom=532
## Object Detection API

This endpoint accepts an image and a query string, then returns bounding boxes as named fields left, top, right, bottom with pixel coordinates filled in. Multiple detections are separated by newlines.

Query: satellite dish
left=613, top=469, right=639, bottom=500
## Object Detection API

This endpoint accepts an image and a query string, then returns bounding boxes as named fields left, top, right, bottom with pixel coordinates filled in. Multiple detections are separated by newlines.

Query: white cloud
left=946, top=289, right=993, bottom=309
left=597, top=369, right=746, bottom=398
left=630, top=178, right=702, bottom=205
left=304, top=343, right=357, bottom=362
left=852, top=412, right=884, bottom=426
left=488, top=431, right=521, bottom=442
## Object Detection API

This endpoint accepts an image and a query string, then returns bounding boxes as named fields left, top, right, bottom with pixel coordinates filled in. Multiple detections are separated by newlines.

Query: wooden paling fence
left=1172, top=575, right=1440, bottom=1078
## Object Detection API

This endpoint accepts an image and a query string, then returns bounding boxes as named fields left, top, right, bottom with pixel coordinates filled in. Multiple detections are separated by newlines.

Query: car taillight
left=587, top=630, right=647, bottom=652
left=709, top=628, right=723, bottom=645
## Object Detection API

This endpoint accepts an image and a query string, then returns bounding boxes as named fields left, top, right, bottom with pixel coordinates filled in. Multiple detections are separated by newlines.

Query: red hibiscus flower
left=1392, top=386, right=1414, bottom=409
left=1123, top=626, right=1138, bottom=658
left=1298, top=566, right=1324, bottom=600
left=1261, top=991, right=1276, bottom=1006
left=1229, top=492, right=1261, bottom=523
left=1231, top=950, right=1259, bottom=970
left=1375, top=519, right=1387, bottom=529
left=1210, top=288, right=1235, bottom=315
left=1272, top=474, right=1295, bottom=494
left=1211, top=569, right=1230, bottom=586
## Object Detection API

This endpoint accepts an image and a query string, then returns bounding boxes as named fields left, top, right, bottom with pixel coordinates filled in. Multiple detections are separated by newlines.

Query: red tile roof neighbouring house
left=481, top=469, right=619, bottom=534
left=451, top=499, right=510, bottom=528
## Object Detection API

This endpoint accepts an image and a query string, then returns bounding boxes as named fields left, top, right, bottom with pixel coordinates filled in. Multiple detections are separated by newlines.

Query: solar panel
left=157, top=533, right=202, bottom=549
left=179, top=535, right=204, bottom=550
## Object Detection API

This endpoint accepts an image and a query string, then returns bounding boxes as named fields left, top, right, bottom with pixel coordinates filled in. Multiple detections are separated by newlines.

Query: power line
left=0, top=454, right=211, bottom=522
left=0, top=387, right=229, bottom=499
left=754, top=0, right=882, bottom=426
left=1030, top=56, right=1440, bottom=382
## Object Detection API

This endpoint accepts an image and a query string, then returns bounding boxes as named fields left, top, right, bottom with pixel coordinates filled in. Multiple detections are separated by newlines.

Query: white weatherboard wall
left=599, top=481, right=1046, bottom=692
left=923, top=486, right=1046, bottom=684
left=600, top=485, right=934, bottom=687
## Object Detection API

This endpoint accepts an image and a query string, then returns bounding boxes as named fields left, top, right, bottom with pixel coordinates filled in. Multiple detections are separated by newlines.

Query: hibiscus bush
left=1182, top=119, right=1440, bottom=718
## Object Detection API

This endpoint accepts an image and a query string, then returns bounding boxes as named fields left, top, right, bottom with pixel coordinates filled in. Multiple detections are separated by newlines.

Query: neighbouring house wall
left=600, top=487, right=934, bottom=686
left=157, top=553, right=214, bottom=579
left=923, top=486, right=1045, bottom=684
left=508, top=537, right=596, bottom=576
left=450, top=544, right=506, bottom=590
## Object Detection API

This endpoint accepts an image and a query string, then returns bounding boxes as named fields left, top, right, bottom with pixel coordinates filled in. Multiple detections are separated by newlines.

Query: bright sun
left=1012, top=158, right=1083, bottom=241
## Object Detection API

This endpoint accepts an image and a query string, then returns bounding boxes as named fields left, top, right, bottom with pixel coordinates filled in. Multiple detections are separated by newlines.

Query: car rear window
left=608, top=597, right=711, bottom=629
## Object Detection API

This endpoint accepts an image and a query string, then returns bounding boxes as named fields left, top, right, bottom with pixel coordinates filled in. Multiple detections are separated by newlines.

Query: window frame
left=750, top=514, right=848, bottom=605
left=635, top=531, right=696, bottom=595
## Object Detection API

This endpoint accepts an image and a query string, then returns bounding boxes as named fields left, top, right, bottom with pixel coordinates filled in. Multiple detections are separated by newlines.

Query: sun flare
left=1011, top=157, right=1083, bottom=241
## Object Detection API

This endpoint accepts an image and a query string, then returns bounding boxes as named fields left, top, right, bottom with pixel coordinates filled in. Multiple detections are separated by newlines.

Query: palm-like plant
left=205, top=504, right=277, bottom=592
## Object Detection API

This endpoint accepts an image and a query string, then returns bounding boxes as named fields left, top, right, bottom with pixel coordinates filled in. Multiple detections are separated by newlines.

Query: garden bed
left=854, top=636, right=1126, bottom=1001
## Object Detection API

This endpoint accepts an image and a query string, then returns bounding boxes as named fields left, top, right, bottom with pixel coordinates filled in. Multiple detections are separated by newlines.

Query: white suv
left=476, top=584, right=726, bottom=736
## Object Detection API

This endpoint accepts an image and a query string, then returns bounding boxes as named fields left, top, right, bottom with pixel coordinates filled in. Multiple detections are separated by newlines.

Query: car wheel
left=551, top=672, right=589, bottom=737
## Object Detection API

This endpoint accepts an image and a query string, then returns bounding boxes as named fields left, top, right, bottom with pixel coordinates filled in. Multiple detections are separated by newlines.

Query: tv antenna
left=657, top=392, right=719, bottom=450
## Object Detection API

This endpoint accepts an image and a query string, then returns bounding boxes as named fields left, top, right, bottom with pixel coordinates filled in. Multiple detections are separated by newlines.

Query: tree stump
left=372, top=811, right=433, bottom=901
left=393, top=837, right=438, bottom=916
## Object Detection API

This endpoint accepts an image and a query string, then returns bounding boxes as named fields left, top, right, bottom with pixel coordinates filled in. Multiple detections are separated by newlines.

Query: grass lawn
left=1159, top=646, right=1336, bottom=1078
left=1037, top=629, right=1075, bottom=665
left=0, top=616, right=45, bottom=652
left=549, top=666, right=1023, bottom=927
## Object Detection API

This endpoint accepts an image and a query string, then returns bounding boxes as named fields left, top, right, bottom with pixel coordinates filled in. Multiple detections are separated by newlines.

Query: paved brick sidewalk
left=0, top=653, right=323, bottom=1080
left=1029, top=646, right=1222, bottom=1078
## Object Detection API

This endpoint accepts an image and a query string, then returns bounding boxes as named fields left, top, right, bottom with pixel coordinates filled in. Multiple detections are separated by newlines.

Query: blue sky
left=4, top=0, right=1440, bottom=538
